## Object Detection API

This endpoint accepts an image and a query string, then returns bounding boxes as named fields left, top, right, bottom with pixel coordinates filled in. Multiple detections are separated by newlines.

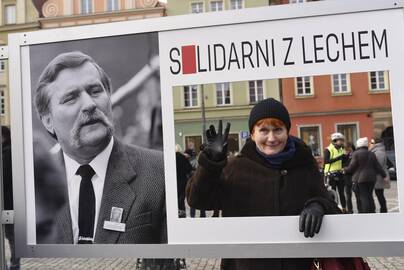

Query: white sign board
left=7, top=0, right=404, bottom=258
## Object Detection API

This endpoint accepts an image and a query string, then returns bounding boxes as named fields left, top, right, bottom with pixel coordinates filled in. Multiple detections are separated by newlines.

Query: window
left=299, top=126, right=321, bottom=156
left=81, top=0, right=93, bottom=14
left=191, top=2, right=204, bottom=13
left=210, top=1, right=223, bottom=12
left=369, top=71, right=389, bottom=91
left=4, top=5, right=16, bottom=25
left=0, top=61, right=5, bottom=72
left=249, top=80, right=264, bottom=103
left=184, top=85, right=198, bottom=107
left=332, top=74, right=350, bottom=94
left=230, top=0, right=243, bottom=9
left=216, top=83, right=231, bottom=105
left=337, top=123, right=359, bottom=146
left=0, top=90, right=5, bottom=116
left=289, top=0, right=306, bottom=3
left=296, top=76, right=313, bottom=96
left=107, top=0, right=119, bottom=11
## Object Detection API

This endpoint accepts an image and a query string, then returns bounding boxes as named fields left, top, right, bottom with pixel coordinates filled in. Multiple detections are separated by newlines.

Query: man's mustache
left=71, top=109, right=114, bottom=146
left=76, top=109, right=111, bottom=129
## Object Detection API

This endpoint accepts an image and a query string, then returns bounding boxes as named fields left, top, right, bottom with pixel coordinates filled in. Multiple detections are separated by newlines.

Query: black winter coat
left=176, top=152, right=193, bottom=210
left=344, top=147, right=386, bottom=184
left=186, top=138, right=339, bottom=270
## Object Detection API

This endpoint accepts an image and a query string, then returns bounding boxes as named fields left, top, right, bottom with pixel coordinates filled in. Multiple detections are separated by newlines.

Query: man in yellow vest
left=324, top=132, right=347, bottom=213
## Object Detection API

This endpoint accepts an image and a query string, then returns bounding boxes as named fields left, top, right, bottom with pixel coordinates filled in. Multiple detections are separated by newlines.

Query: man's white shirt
left=63, top=138, right=114, bottom=244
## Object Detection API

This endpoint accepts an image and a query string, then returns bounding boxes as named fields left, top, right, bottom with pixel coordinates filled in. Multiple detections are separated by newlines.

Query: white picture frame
left=8, top=0, right=404, bottom=258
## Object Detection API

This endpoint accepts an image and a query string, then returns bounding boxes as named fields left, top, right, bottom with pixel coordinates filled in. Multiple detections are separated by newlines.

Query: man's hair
left=34, top=51, right=112, bottom=118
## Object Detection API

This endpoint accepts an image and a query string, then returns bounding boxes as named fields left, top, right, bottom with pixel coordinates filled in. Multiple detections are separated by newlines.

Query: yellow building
left=0, top=0, right=39, bottom=127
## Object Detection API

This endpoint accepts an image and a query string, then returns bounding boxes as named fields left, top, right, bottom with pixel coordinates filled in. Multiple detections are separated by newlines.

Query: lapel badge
left=110, top=207, right=123, bottom=223
left=103, top=207, right=126, bottom=232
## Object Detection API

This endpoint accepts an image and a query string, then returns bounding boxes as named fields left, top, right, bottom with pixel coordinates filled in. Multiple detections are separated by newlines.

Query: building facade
left=166, top=0, right=313, bottom=16
left=173, top=80, right=281, bottom=153
left=0, top=0, right=39, bottom=127
left=282, top=71, right=393, bottom=164
left=36, top=0, right=165, bottom=28
left=167, top=0, right=269, bottom=16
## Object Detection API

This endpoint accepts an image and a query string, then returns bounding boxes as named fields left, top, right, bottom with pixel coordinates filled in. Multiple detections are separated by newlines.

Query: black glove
left=202, top=120, right=231, bottom=162
left=299, top=202, right=325, bottom=238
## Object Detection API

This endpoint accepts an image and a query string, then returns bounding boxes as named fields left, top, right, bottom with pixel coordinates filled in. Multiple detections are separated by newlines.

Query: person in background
left=344, top=137, right=387, bottom=213
left=370, top=138, right=391, bottom=213
left=184, top=149, right=206, bottom=218
left=323, top=133, right=347, bottom=213
left=175, top=145, right=194, bottom=218
left=2, top=126, right=21, bottom=270
left=186, top=98, right=340, bottom=270
left=184, top=148, right=198, bottom=170
left=342, top=142, right=356, bottom=213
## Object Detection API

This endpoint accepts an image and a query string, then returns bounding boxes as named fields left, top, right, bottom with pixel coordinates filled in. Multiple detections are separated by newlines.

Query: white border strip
left=10, top=0, right=404, bottom=46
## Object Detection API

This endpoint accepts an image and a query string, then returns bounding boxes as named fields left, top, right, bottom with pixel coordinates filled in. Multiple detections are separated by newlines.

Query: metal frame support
left=0, top=129, right=6, bottom=270
left=0, top=46, right=8, bottom=60
left=1, top=211, right=14, bottom=225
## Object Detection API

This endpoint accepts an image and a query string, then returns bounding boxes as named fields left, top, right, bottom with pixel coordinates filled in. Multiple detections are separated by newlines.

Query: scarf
left=256, top=136, right=296, bottom=169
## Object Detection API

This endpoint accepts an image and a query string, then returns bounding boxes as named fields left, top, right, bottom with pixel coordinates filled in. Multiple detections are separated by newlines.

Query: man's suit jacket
left=53, top=139, right=167, bottom=244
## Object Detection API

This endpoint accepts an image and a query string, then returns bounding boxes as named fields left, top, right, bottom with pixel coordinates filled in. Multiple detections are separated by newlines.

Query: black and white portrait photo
left=29, top=33, right=167, bottom=245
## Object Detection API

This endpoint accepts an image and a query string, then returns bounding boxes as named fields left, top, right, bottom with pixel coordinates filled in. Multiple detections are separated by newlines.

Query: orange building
left=281, top=71, right=393, bottom=162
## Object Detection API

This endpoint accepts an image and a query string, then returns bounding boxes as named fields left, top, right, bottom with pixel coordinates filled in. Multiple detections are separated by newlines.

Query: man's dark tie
left=76, top=164, right=96, bottom=244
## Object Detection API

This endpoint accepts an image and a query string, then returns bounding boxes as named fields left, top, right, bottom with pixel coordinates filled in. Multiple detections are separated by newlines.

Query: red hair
left=251, top=118, right=286, bottom=135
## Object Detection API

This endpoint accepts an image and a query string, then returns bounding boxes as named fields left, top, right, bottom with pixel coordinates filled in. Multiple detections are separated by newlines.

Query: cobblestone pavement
left=349, top=180, right=399, bottom=213
left=1, top=256, right=402, bottom=270
left=3, top=182, right=402, bottom=269
left=366, top=257, right=404, bottom=270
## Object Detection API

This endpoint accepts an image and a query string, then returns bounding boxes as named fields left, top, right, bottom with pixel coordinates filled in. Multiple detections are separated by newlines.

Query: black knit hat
left=248, top=98, right=291, bottom=132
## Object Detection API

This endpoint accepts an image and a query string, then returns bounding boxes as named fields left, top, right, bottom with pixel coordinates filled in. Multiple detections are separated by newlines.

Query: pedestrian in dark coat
left=342, top=142, right=358, bottom=213
left=186, top=98, right=340, bottom=270
left=344, top=137, right=387, bottom=213
left=370, top=138, right=390, bottom=213
left=176, top=145, right=194, bottom=216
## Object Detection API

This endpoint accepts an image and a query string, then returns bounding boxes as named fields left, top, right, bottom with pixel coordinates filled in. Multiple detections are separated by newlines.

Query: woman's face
left=251, top=121, right=288, bottom=155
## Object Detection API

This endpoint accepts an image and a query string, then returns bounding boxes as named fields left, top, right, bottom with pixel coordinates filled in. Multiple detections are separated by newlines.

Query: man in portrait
left=34, top=51, right=167, bottom=245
